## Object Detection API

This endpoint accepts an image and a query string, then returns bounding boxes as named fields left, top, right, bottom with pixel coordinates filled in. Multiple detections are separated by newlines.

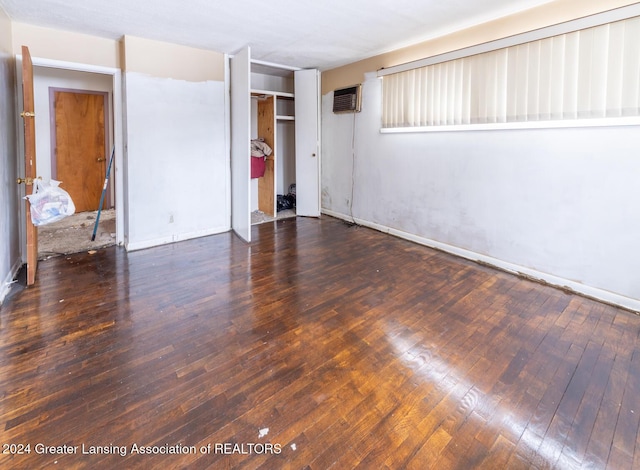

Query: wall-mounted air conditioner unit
left=333, top=84, right=362, bottom=113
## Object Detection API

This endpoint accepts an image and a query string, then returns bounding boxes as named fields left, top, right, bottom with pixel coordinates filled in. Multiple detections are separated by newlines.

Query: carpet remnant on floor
left=38, top=210, right=116, bottom=259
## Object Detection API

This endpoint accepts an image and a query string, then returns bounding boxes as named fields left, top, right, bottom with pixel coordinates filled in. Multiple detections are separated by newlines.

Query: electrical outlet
left=169, top=214, right=174, bottom=223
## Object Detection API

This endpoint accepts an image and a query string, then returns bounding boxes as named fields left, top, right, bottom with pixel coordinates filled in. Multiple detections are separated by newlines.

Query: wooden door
left=21, top=46, right=38, bottom=286
left=230, top=46, right=252, bottom=242
left=294, top=69, right=321, bottom=217
left=54, top=91, right=107, bottom=212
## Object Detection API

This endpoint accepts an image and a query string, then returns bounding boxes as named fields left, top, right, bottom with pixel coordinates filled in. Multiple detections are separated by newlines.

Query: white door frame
left=294, top=69, right=321, bottom=217
left=229, top=47, right=252, bottom=242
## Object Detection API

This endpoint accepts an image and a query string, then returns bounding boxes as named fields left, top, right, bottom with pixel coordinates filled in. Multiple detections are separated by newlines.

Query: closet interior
left=250, top=62, right=297, bottom=222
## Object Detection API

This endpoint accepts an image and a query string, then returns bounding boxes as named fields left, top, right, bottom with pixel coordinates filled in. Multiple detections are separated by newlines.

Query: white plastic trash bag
left=25, top=179, right=76, bottom=226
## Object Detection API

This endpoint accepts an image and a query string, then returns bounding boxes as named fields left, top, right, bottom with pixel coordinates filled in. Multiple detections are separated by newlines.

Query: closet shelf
left=251, top=89, right=295, bottom=99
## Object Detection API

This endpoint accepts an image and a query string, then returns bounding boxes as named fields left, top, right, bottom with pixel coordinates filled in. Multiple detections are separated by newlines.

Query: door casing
left=16, top=53, right=124, bottom=265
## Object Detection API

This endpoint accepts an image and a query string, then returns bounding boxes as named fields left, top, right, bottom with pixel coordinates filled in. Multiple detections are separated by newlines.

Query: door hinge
left=20, top=111, right=35, bottom=118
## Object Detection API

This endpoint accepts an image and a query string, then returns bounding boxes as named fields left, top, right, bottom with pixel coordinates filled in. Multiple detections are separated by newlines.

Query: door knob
left=96, top=158, right=106, bottom=162
left=17, top=176, right=41, bottom=184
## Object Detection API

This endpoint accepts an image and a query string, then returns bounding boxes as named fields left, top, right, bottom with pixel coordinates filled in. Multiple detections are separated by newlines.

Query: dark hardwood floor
left=1, top=216, right=639, bottom=469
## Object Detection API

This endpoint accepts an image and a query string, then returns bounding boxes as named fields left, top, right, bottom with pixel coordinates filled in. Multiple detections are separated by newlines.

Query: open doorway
left=31, top=67, right=116, bottom=259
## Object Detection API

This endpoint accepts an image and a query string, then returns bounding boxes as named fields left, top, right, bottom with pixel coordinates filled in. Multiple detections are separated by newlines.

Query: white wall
left=0, top=9, right=20, bottom=304
left=123, top=72, right=228, bottom=250
left=277, top=120, right=295, bottom=194
left=322, top=73, right=640, bottom=311
left=0, top=52, right=20, bottom=303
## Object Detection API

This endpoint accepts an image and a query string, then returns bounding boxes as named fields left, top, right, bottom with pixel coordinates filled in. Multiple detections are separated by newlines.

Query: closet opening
left=230, top=47, right=320, bottom=242
left=250, top=65, right=297, bottom=225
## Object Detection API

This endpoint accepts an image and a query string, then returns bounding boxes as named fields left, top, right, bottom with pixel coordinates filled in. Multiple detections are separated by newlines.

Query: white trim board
left=125, top=225, right=230, bottom=252
left=322, top=209, right=640, bottom=314
left=224, top=54, right=232, bottom=232
left=19, top=55, right=120, bottom=75
left=251, top=59, right=301, bottom=72
left=380, top=116, right=640, bottom=133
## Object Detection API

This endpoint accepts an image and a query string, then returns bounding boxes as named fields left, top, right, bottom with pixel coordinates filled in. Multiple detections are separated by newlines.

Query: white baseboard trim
left=0, top=258, right=23, bottom=305
left=125, top=225, right=230, bottom=252
left=322, top=209, right=640, bottom=313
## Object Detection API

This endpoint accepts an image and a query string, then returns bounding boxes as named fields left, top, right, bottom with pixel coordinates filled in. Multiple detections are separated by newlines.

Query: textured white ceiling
left=0, top=0, right=555, bottom=70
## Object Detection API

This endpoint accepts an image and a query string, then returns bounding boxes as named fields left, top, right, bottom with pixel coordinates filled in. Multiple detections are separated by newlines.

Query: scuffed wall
left=122, top=36, right=229, bottom=250
left=320, top=0, right=640, bottom=312
left=322, top=74, right=640, bottom=311
left=123, top=72, right=228, bottom=250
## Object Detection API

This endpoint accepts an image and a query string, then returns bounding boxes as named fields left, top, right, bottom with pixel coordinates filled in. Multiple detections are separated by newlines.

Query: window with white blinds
left=381, top=16, right=640, bottom=129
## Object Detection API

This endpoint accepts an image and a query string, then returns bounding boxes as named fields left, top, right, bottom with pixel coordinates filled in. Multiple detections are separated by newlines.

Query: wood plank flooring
left=1, top=216, right=639, bottom=469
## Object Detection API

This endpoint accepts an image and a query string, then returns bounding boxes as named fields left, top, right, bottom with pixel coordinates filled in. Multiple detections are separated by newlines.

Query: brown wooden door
left=54, top=91, right=106, bottom=212
left=21, top=46, right=38, bottom=286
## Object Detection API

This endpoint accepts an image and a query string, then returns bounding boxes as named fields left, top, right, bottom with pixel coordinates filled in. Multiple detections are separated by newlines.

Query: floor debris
left=38, top=209, right=116, bottom=259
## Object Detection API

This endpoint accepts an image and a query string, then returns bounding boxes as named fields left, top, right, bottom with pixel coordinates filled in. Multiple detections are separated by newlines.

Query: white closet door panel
left=230, top=47, right=252, bottom=242
left=294, top=69, right=321, bottom=217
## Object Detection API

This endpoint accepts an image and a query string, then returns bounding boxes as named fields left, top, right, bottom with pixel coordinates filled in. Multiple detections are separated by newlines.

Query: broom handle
left=91, top=146, right=115, bottom=242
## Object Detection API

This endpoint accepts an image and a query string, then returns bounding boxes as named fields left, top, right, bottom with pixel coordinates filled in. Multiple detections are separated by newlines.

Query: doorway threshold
left=251, top=209, right=296, bottom=225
